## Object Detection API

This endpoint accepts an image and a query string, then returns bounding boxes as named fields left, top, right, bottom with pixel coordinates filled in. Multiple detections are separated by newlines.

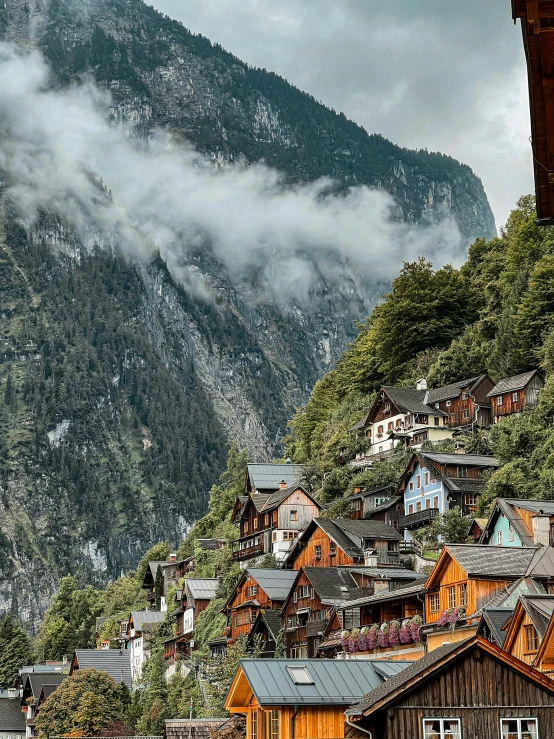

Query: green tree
left=136, top=542, right=172, bottom=585
left=35, top=668, right=129, bottom=738
left=0, top=616, right=33, bottom=688
left=414, top=507, right=472, bottom=547
left=517, top=255, right=554, bottom=357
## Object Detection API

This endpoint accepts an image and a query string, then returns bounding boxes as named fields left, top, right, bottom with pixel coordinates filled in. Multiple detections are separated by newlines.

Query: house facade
left=284, top=518, right=403, bottom=570
left=0, top=689, right=25, bottom=739
left=398, top=452, right=500, bottom=540
left=126, top=611, right=164, bottom=685
left=426, top=374, right=494, bottom=429
left=487, top=369, right=544, bottom=424
left=502, top=595, right=554, bottom=668
left=346, top=485, right=397, bottom=521
left=231, top=484, right=321, bottom=564
left=345, top=636, right=554, bottom=739
left=479, top=498, right=554, bottom=547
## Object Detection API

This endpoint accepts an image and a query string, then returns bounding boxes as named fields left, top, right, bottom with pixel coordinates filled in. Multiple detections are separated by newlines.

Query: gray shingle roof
left=248, top=610, right=282, bottom=645
left=130, top=610, right=165, bottom=631
left=329, top=518, right=402, bottom=543
left=420, top=452, right=500, bottom=467
left=334, top=580, right=426, bottom=610
left=382, top=387, right=447, bottom=416
left=74, top=650, right=132, bottom=689
left=245, top=569, right=298, bottom=601
left=25, top=674, right=65, bottom=702
left=346, top=485, right=396, bottom=502
left=247, top=463, right=305, bottom=491
left=367, top=496, right=402, bottom=515
left=0, top=697, right=26, bottom=732
left=235, top=658, right=412, bottom=705
left=348, top=414, right=370, bottom=433
left=426, top=376, right=484, bottom=404
left=487, top=370, right=540, bottom=397
left=302, top=567, right=360, bottom=602
left=447, top=544, right=537, bottom=578
left=504, top=498, right=554, bottom=515
left=185, top=578, right=219, bottom=600
left=480, top=607, right=513, bottom=646
left=346, top=638, right=473, bottom=716
left=196, top=539, right=225, bottom=550
left=40, top=684, right=60, bottom=701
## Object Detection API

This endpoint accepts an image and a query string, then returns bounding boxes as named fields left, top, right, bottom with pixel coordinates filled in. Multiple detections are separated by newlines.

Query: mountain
left=0, top=0, right=496, bottom=627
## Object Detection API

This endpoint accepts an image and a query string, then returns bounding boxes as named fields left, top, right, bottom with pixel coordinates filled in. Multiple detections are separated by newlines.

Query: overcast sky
left=149, top=0, right=532, bottom=229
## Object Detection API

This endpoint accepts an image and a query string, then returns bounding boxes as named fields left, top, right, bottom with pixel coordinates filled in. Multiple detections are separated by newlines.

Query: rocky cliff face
left=0, top=0, right=496, bottom=627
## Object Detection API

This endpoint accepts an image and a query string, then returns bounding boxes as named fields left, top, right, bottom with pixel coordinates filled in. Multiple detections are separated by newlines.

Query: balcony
left=399, top=508, right=439, bottom=530
left=231, top=538, right=265, bottom=562
left=306, top=618, right=329, bottom=637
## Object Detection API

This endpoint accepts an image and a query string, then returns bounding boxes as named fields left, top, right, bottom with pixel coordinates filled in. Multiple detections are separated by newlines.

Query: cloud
left=150, top=0, right=534, bottom=228
left=0, top=42, right=462, bottom=308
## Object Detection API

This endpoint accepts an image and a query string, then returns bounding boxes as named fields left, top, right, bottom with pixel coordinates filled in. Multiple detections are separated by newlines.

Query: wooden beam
left=528, top=1, right=541, bottom=34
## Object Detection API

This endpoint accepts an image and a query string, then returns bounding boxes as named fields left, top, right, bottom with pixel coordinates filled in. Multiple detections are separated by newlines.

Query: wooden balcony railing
left=231, top=539, right=265, bottom=561
left=399, top=508, right=439, bottom=530
left=306, top=618, right=329, bottom=637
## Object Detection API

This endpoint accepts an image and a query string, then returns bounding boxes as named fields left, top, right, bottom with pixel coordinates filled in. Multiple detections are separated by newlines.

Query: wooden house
left=284, top=518, right=402, bottom=570
left=487, top=369, right=544, bottom=423
left=230, top=484, right=321, bottom=563
left=141, top=557, right=180, bottom=609
left=512, top=0, right=554, bottom=224
left=503, top=595, right=554, bottom=669
left=165, top=579, right=219, bottom=663
left=245, top=462, right=305, bottom=495
left=222, top=568, right=297, bottom=644
left=477, top=606, right=513, bottom=647
left=469, top=516, right=487, bottom=543
left=20, top=674, right=65, bottom=739
left=345, top=635, right=554, bottom=739
left=246, top=610, right=282, bottom=657
left=424, top=544, right=538, bottom=627
left=225, top=657, right=413, bottom=739
left=126, top=611, right=164, bottom=685
left=348, top=382, right=452, bottom=466
left=344, top=485, right=398, bottom=522
left=398, top=452, right=500, bottom=539
left=534, top=606, right=554, bottom=676
left=426, top=374, right=494, bottom=429
left=480, top=497, right=554, bottom=547
left=164, top=718, right=235, bottom=739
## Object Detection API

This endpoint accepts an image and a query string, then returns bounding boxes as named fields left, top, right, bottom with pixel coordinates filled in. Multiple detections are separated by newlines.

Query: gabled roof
left=346, top=636, right=554, bottom=718
left=519, top=595, right=554, bottom=638
left=344, top=566, right=425, bottom=581
left=22, top=674, right=65, bottom=703
left=184, top=578, right=219, bottom=601
left=347, top=414, right=370, bottom=433
left=504, top=498, right=554, bottom=515
left=73, top=650, right=132, bottom=689
left=224, top=569, right=298, bottom=612
left=196, top=538, right=225, bottom=550
left=426, top=375, right=488, bottom=404
left=302, top=567, right=361, bottom=603
left=487, top=370, right=541, bottom=397
left=367, top=496, right=402, bottom=516
left=334, top=580, right=426, bottom=610
left=129, top=610, right=165, bottom=632
left=0, top=697, right=26, bottom=731
left=226, top=658, right=413, bottom=707
left=38, top=684, right=60, bottom=702
left=419, top=451, right=500, bottom=468
left=527, top=546, right=554, bottom=578
left=426, top=545, right=538, bottom=589
left=373, top=386, right=447, bottom=419
left=345, top=485, right=396, bottom=503
left=472, top=577, right=546, bottom=617
left=247, top=610, right=282, bottom=647
left=479, top=607, right=514, bottom=646
left=246, top=463, right=305, bottom=492
left=256, top=484, right=320, bottom=513
left=479, top=498, right=535, bottom=546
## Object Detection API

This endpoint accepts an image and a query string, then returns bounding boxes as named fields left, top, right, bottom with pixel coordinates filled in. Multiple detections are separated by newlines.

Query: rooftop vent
left=416, top=378, right=428, bottom=391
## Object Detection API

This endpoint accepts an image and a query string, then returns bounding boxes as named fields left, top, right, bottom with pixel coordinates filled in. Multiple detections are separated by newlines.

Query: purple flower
left=388, top=620, right=400, bottom=646
left=358, top=627, right=370, bottom=652
left=377, top=623, right=389, bottom=648
left=367, top=625, right=378, bottom=650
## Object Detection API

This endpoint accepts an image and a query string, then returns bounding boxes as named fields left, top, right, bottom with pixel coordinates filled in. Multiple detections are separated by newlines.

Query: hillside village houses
left=9, top=368, right=554, bottom=739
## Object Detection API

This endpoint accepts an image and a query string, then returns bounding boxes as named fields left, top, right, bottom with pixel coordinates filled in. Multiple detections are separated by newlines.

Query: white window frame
left=497, top=530, right=503, bottom=546
left=446, top=400, right=451, bottom=407
left=422, top=717, right=462, bottom=739
left=497, top=394, right=504, bottom=406
left=512, top=392, right=519, bottom=403
left=499, top=717, right=539, bottom=739
left=509, top=523, right=514, bottom=542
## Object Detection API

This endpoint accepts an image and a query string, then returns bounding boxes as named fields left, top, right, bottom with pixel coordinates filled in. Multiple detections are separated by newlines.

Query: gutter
left=345, top=717, right=373, bottom=738
left=290, top=704, right=299, bottom=739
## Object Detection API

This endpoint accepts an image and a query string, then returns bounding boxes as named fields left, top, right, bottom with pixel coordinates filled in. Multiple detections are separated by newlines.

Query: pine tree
left=0, top=617, right=33, bottom=688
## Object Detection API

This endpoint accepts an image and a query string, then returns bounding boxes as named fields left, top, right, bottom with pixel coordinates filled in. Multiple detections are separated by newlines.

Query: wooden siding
left=510, top=611, right=540, bottom=665
left=360, top=596, right=422, bottom=626
left=226, top=572, right=283, bottom=642
left=292, top=529, right=358, bottom=570
left=434, top=377, right=494, bottom=429
left=238, top=703, right=347, bottom=739
left=491, top=375, right=543, bottom=422
left=345, top=650, right=554, bottom=739
left=277, top=490, right=320, bottom=530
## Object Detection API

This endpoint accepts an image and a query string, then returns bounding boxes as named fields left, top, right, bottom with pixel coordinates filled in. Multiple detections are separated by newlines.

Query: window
left=286, top=665, right=315, bottom=684
left=434, top=496, right=439, bottom=509
left=388, top=421, right=393, bottom=431
left=251, top=711, right=258, bottom=739
left=498, top=394, right=504, bottom=406
left=246, top=585, right=258, bottom=597
left=265, top=514, right=269, bottom=527
left=254, top=518, right=258, bottom=530
left=314, top=545, right=322, bottom=560
left=273, top=511, right=277, bottom=523
left=446, top=400, right=451, bottom=407
left=298, top=585, right=310, bottom=599
left=416, top=502, right=422, bottom=512
left=425, top=498, right=431, bottom=509
left=525, top=625, right=539, bottom=652
left=447, top=586, right=456, bottom=609
left=429, top=593, right=440, bottom=612
left=290, top=510, right=298, bottom=522
left=497, top=530, right=503, bottom=546
left=377, top=425, right=384, bottom=436
left=283, top=531, right=296, bottom=540
left=423, top=718, right=461, bottom=739
left=384, top=402, right=390, bottom=412
left=512, top=392, right=519, bottom=403
left=458, top=583, right=468, bottom=607
left=509, top=523, right=515, bottom=542
left=409, top=504, right=414, bottom=514
left=464, top=493, right=478, bottom=510
left=265, top=710, right=280, bottom=739
left=396, top=418, right=402, bottom=428
left=458, top=466, right=467, bottom=478
left=500, top=717, right=538, bottom=739
left=290, top=643, right=308, bottom=658
left=244, top=521, right=249, bottom=533
left=363, top=539, right=375, bottom=551
left=424, top=472, right=429, bottom=486
left=416, top=474, right=421, bottom=488
left=434, top=417, right=440, bottom=426
left=463, top=408, right=469, bottom=419
left=329, top=541, right=337, bottom=556
left=287, top=615, right=298, bottom=628
left=409, top=482, right=414, bottom=492
left=462, top=391, right=469, bottom=400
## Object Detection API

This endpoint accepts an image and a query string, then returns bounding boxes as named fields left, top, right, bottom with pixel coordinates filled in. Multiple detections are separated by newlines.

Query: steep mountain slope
left=0, top=0, right=496, bottom=626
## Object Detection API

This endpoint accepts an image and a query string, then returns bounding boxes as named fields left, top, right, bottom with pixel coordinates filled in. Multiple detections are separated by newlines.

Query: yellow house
left=224, top=658, right=413, bottom=739
left=503, top=594, right=554, bottom=668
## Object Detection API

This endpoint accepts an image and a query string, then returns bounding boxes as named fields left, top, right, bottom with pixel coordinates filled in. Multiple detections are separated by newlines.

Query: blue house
left=397, top=452, right=499, bottom=541
left=479, top=498, right=554, bottom=548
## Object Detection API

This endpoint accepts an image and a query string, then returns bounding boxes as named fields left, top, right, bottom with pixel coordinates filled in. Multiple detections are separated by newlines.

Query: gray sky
left=149, top=0, right=532, bottom=229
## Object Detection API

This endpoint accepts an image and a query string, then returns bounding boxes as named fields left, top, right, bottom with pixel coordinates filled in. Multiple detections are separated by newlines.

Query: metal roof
left=420, top=452, right=500, bottom=467
left=0, top=697, right=26, bottom=731
left=527, top=546, right=554, bottom=578
left=130, top=610, right=165, bottom=631
left=426, top=376, right=484, bottom=403
left=446, top=545, right=537, bottom=578
left=74, top=650, right=132, bottom=689
left=480, top=607, right=513, bottom=646
left=504, top=498, right=554, bottom=515
left=487, top=370, right=540, bottom=397
left=236, top=658, right=413, bottom=705
left=245, top=569, right=298, bottom=601
left=519, top=595, right=554, bottom=637
left=476, top=577, right=546, bottom=614
left=185, top=578, right=219, bottom=600
left=247, top=463, right=305, bottom=491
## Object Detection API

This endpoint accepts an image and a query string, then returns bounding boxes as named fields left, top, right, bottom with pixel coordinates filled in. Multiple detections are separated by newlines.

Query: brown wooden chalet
left=222, top=568, right=297, bottom=643
left=230, top=484, right=321, bottom=563
left=426, top=374, right=494, bottom=429
left=345, top=484, right=398, bottom=521
left=512, top=0, right=554, bottom=223
left=345, top=635, right=554, bottom=739
left=284, top=518, right=402, bottom=570
left=164, top=578, right=219, bottom=662
left=487, top=369, right=544, bottom=423
left=246, top=610, right=283, bottom=657
left=503, top=594, right=554, bottom=669
left=141, top=556, right=180, bottom=607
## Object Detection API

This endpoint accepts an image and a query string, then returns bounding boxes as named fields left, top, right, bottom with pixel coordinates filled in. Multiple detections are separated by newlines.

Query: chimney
left=416, top=377, right=427, bottom=391
left=353, top=486, right=362, bottom=494
left=279, top=480, right=287, bottom=489
left=454, top=440, right=466, bottom=454
left=285, top=457, right=292, bottom=464
left=533, top=515, right=550, bottom=547
left=169, top=552, right=177, bottom=562
left=364, top=550, right=378, bottom=567
left=101, top=640, right=110, bottom=651
left=62, top=655, right=68, bottom=666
